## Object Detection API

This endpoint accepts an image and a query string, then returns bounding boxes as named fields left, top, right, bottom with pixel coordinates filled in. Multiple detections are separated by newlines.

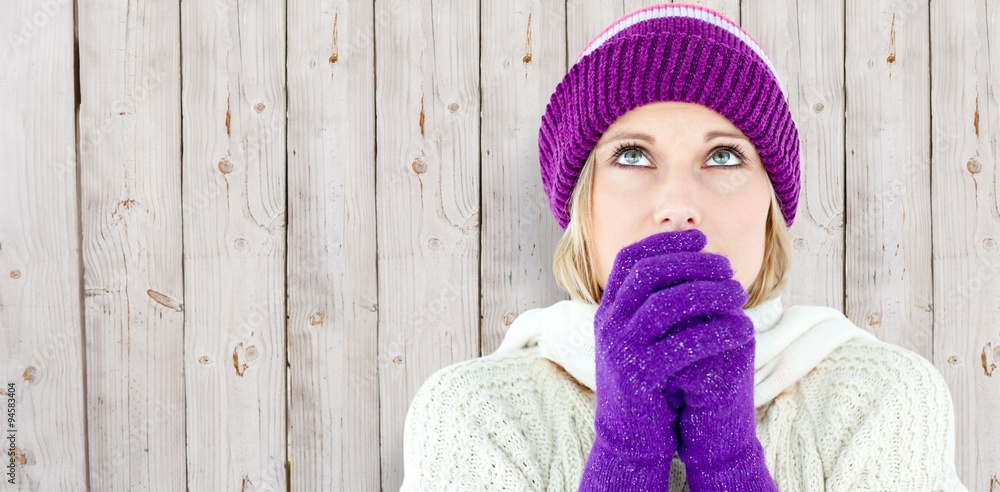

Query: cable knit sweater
left=399, top=296, right=968, bottom=491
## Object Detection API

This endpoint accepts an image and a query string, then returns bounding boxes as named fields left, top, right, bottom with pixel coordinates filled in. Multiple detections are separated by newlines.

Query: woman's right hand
left=579, top=228, right=752, bottom=491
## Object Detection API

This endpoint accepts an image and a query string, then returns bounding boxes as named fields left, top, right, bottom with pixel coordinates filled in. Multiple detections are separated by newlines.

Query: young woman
left=400, top=4, right=968, bottom=491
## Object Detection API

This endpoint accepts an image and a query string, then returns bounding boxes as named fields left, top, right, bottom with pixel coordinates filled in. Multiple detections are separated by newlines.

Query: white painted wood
left=286, top=0, right=379, bottom=489
left=0, top=1, right=87, bottom=490
left=743, top=1, right=846, bottom=310
left=480, top=0, right=568, bottom=355
left=845, top=0, right=933, bottom=357
left=376, top=0, right=481, bottom=489
left=180, top=0, right=287, bottom=490
left=929, top=0, right=1000, bottom=487
left=76, top=0, right=186, bottom=490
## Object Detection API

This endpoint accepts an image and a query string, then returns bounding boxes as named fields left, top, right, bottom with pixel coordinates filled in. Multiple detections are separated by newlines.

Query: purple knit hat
left=539, top=3, right=800, bottom=230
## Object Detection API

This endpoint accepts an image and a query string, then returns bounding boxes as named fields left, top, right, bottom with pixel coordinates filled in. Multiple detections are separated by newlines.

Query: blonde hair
left=553, top=148, right=793, bottom=308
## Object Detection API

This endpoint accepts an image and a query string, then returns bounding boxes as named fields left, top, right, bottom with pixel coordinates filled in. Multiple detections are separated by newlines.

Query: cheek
left=705, top=168, right=760, bottom=196
left=592, top=167, right=657, bottom=222
left=730, top=231, right=767, bottom=289
left=710, top=168, right=771, bottom=215
left=719, top=193, right=770, bottom=288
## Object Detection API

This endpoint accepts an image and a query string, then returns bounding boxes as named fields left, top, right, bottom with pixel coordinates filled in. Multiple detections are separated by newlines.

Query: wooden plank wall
left=180, top=0, right=289, bottom=490
left=930, top=0, right=1000, bottom=484
left=0, top=1, right=87, bottom=490
left=78, top=1, right=185, bottom=490
left=0, top=0, right=996, bottom=490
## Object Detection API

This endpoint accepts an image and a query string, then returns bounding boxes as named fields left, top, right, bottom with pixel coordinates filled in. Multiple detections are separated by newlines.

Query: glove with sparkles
left=666, top=281, right=777, bottom=490
left=579, top=228, right=755, bottom=491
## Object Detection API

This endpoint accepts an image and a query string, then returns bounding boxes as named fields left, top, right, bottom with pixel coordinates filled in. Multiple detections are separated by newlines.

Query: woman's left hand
left=666, top=299, right=778, bottom=491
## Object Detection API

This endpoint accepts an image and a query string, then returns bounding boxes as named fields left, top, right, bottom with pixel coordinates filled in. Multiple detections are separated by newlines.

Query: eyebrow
left=703, top=130, right=748, bottom=142
left=599, top=131, right=656, bottom=147
left=599, top=129, right=749, bottom=147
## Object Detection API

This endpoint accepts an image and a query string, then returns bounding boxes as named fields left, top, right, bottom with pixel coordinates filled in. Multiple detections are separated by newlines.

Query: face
left=590, top=101, right=771, bottom=292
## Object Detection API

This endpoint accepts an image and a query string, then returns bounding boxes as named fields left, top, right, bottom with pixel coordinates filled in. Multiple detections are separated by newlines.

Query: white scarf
left=493, top=295, right=878, bottom=408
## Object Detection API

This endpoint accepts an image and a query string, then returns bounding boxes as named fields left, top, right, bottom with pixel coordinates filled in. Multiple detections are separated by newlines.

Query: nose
left=657, top=208, right=699, bottom=231
left=653, top=174, right=701, bottom=231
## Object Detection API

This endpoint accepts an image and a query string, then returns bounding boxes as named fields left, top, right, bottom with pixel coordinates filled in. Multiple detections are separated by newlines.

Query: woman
left=400, top=4, right=968, bottom=490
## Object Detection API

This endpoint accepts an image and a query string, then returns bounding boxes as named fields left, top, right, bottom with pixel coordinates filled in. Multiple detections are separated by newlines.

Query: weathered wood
left=77, top=0, right=186, bottom=489
left=180, top=0, right=288, bottom=489
left=930, top=0, right=1000, bottom=487
left=0, top=1, right=88, bottom=489
left=286, top=0, right=380, bottom=489
left=375, top=0, right=481, bottom=489
left=845, top=0, right=933, bottom=357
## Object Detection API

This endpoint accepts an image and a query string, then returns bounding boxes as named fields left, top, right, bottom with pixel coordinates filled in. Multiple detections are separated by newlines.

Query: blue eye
left=706, top=143, right=751, bottom=169
left=708, top=148, right=743, bottom=167
left=608, top=141, right=651, bottom=168
left=620, top=148, right=647, bottom=166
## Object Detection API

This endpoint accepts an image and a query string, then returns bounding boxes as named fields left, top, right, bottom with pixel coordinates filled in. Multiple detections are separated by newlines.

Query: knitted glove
left=667, top=281, right=777, bottom=490
left=579, top=228, right=752, bottom=491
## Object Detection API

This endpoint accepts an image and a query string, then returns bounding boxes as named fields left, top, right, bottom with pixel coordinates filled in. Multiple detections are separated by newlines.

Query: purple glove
left=667, top=280, right=777, bottom=490
left=579, top=229, right=753, bottom=491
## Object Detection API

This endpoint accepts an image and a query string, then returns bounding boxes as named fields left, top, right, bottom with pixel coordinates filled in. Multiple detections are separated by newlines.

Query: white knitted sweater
left=400, top=296, right=968, bottom=491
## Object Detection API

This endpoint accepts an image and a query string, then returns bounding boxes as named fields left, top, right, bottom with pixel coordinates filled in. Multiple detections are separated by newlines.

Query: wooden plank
left=286, top=0, right=379, bottom=489
left=76, top=0, right=185, bottom=489
left=0, top=1, right=88, bottom=489
left=929, top=0, right=1000, bottom=486
left=480, top=0, right=568, bottom=354
left=375, top=0, right=480, bottom=488
left=743, top=1, right=846, bottom=309
left=844, top=0, right=932, bottom=356
left=180, top=0, right=288, bottom=489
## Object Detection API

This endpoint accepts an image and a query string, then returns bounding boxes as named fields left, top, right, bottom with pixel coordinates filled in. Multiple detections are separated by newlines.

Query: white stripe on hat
left=576, top=3, right=785, bottom=95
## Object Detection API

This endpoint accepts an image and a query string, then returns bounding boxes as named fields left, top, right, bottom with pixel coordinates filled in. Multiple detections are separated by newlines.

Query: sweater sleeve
left=399, top=357, right=548, bottom=492
left=817, top=340, right=969, bottom=491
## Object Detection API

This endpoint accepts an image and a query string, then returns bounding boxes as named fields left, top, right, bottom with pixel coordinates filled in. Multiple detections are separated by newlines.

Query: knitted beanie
left=538, top=3, right=800, bottom=230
